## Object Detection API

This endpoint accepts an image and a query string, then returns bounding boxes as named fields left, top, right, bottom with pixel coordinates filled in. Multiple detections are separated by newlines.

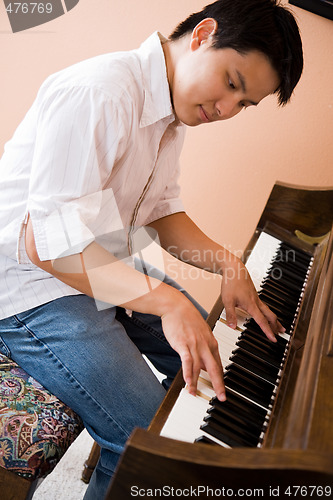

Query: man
left=0, top=0, right=303, bottom=498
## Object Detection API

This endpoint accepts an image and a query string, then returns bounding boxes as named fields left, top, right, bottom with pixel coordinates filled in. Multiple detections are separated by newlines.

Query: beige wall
left=1, top=0, right=332, bottom=311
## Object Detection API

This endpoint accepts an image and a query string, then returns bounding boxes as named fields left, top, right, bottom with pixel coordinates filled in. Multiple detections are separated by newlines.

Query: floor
left=33, top=429, right=94, bottom=500
left=32, top=358, right=163, bottom=499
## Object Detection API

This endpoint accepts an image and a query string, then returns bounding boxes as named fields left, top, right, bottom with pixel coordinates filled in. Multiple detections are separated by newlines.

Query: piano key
left=206, top=406, right=264, bottom=439
left=225, top=363, right=276, bottom=392
left=279, top=241, right=312, bottom=261
left=235, top=339, right=283, bottom=369
left=194, top=435, right=218, bottom=445
left=210, top=390, right=268, bottom=421
left=241, top=332, right=287, bottom=355
left=209, top=395, right=267, bottom=428
left=201, top=418, right=255, bottom=447
left=160, top=230, right=314, bottom=451
left=267, top=263, right=307, bottom=284
left=228, top=351, right=279, bottom=384
left=244, top=319, right=290, bottom=342
left=259, top=290, right=297, bottom=312
left=224, top=370, right=275, bottom=408
left=160, top=386, right=230, bottom=448
left=263, top=274, right=304, bottom=294
left=203, top=413, right=259, bottom=445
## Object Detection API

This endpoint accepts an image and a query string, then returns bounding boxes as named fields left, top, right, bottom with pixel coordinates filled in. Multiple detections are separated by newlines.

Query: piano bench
left=0, top=352, right=84, bottom=500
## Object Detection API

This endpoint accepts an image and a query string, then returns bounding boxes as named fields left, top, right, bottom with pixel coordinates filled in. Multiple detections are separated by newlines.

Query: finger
left=203, top=349, right=226, bottom=401
left=179, top=347, right=195, bottom=394
left=224, top=304, right=237, bottom=329
left=250, top=307, right=277, bottom=342
left=258, top=300, right=286, bottom=334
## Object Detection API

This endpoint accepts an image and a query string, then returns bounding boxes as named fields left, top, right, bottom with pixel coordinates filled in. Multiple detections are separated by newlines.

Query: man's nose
left=215, top=97, right=241, bottom=120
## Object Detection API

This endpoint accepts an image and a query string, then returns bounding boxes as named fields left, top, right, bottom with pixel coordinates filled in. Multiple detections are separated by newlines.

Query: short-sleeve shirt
left=0, top=32, right=185, bottom=319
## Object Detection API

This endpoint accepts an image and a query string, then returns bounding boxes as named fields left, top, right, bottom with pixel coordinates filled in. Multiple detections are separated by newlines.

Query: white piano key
left=160, top=384, right=231, bottom=448
left=160, top=230, right=312, bottom=451
left=220, top=309, right=250, bottom=330
left=245, top=232, right=281, bottom=290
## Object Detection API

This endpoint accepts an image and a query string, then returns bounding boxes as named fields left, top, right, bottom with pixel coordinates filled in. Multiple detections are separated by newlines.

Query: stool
left=0, top=352, right=84, bottom=500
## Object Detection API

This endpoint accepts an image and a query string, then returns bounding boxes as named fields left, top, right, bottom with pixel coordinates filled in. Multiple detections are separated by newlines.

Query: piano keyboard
left=160, top=231, right=313, bottom=449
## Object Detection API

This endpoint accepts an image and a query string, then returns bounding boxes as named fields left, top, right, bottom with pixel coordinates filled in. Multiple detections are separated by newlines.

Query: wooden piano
left=107, top=182, right=333, bottom=499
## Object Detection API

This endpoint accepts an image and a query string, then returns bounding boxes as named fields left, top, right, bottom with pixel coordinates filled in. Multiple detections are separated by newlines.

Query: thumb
left=224, top=305, right=237, bottom=329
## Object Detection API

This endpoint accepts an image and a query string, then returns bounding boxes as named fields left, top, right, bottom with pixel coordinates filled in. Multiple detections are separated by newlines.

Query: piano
left=106, top=182, right=333, bottom=499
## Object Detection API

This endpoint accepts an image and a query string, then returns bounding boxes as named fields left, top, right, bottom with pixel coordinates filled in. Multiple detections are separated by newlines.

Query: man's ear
left=190, top=18, right=218, bottom=51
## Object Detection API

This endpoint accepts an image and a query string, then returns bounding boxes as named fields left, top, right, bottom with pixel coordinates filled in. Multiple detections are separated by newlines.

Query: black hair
left=169, top=0, right=303, bottom=105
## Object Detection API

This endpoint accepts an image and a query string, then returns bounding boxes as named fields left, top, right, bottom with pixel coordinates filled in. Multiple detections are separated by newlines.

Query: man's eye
left=228, top=79, right=236, bottom=89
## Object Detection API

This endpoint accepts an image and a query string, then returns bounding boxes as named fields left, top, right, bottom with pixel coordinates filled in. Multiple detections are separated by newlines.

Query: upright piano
left=107, top=182, right=333, bottom=499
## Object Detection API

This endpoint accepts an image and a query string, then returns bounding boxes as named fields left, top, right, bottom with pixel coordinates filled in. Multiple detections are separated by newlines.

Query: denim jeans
left=0, top=263, right=207, bottom=499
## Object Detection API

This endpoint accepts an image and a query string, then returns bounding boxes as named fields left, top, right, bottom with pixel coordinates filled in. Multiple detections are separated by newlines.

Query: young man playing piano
left=0, top=0, right=303, bottom=497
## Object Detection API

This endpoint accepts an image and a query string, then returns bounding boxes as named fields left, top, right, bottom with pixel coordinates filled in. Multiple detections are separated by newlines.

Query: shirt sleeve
left=24, top=83, right=127, bottom=262
left=144, top=125, right=186, bottom=225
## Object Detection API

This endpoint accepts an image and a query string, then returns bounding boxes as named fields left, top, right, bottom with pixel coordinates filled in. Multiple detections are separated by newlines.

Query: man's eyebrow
left=236, top=70, right=258, bottom=106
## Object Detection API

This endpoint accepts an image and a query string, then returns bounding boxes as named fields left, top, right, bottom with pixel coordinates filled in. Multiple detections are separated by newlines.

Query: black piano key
left=241, top=332, right=286, bottom=356
left=263, top=274, right=304, bottom=294
left=267, top=262, right=307, bottom=283
left=244, top=320, right=290, bottom=343
left=201, top=418, right=255, bottom=448
left=275, top=249, right=310, bottom=269
left=279, top=242, right=312, bottom=262
left=262, top=281, right=301, bottom=302
left=236, top=339, right=283, bottom=369
left=242, top=327, right=289, bottom=348
left=210, top=391, right=267, bottom=421
left=232, top=345, right=280, bottom=375
left=194, top=435, right=218, bottom=445
left=225, top=363, right=276, bottom=391
left=273, top=250, right=310, bottom=271
left=264, top=267, right=305, bottom=287
left=206, top=407, right=264, bottom=439
left=254, top=301, right=294, bottom=326
left=203, top=412, right=260, bottom=445
left=209, top=397, right=267, bottom=430
left=224, top=377, right=271, bottom=409
left=277, top=256, right=310, bottom=275
left=228, top=351, right=278, bottom=384
left=207, top=406, right=266, bottom=438
left=259, top=290, right=297, bottom=312
left=262, top=279, right=301, bottom=302
left=224, top=366, right=275, bottom=407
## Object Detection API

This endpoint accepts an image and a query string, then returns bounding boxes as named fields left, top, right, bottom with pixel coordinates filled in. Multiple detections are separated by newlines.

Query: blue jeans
left=0, top=263, right=207, bottom=499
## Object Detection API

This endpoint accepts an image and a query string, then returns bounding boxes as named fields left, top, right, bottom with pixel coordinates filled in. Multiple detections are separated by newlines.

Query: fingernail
left=228, top=322, right=236, bottom=329
left=218, top=392, right=226, bottom=402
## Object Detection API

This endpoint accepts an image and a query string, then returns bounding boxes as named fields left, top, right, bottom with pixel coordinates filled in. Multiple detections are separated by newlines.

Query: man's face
left=170, top=39, right=280, bottom=127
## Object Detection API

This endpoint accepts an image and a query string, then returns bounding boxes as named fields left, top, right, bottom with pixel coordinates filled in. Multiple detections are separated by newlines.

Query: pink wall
left=1, top=0, right=332, bottom=311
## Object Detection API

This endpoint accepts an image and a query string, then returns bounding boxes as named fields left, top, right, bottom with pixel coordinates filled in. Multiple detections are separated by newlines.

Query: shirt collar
left=136, top=32, right=175, bottom=128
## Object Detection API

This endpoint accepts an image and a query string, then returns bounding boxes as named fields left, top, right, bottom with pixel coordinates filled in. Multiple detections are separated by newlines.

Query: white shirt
left=0, top=32, right=186, bottom=319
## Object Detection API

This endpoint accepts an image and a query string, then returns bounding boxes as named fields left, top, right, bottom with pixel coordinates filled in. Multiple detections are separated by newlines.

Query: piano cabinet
left=107, top=429, right=333, bottom=497
left=106, top=182, right=333, bottom=499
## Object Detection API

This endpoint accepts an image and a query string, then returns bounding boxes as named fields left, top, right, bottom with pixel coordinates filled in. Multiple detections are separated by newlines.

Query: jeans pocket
left=0, top=336, right=11, bottom=358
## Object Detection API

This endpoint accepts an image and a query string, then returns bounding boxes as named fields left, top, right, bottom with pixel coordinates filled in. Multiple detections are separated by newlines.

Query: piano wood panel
left=257, top=182, right=333, bottom=237
left=106, top=182, right=333, bottom=498
left=107, top=429, right=333, bottom=498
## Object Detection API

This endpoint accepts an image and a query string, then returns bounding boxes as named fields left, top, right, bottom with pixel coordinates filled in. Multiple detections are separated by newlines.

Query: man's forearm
left=25, top=216, right=183, bottom=316
left=148, top=212, right=238, bottom=275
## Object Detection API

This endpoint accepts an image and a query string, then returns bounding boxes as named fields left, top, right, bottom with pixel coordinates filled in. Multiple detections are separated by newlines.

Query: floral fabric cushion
left=0, top=353, right=84, bottom=480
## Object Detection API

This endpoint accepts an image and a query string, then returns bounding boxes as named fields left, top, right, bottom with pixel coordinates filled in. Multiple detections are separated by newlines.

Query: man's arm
left=25, top=215, right=226, bottom=401
left=148, top=212, right=284, bottom=341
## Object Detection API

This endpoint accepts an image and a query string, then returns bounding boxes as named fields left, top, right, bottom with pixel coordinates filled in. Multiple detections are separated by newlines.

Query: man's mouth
left=199, top=105, right=211, bottom=123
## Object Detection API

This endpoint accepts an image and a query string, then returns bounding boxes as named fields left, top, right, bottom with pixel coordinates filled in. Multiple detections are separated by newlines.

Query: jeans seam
left=128, top=315, right=169, bottom=345
left=12, top=315, right=131, bottom=441
left=0, top=336, right=11, bottom=357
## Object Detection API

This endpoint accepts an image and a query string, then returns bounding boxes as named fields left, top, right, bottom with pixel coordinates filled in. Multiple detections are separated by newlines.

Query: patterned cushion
left=0, top=353, right=84, bottom=480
